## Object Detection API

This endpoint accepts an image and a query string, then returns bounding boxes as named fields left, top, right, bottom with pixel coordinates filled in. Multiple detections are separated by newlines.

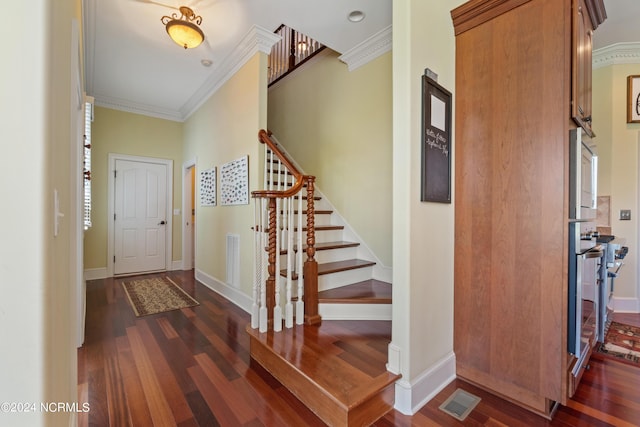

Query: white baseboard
left=393, top=352, right=456, bottom=415
left=84, top=268, right=108, bottom=280
left=194, top=268, right=253, bottom=314
left=612, top=296, right=640, bottom=313
left=85, top=261, right=183, bottom=280
left=319, top=303, right=391, bottom=320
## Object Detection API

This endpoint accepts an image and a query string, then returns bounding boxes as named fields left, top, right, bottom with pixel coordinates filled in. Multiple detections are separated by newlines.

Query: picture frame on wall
left=200, top=167, right=217, bottom=206
left=627, top=75, right=640, bottom=123
left=421, top=73, right=452, bottom=203
left=220, top=155, right=249, bottom=206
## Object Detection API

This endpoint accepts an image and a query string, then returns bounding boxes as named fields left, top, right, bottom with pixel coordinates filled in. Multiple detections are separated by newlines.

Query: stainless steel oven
left=568, top=128, right=601, bottom=389
left=568, top=222, right=601, bottom=360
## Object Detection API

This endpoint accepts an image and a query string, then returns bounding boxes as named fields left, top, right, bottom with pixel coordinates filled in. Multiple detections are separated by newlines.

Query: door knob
left=158, top=220, right=166, bottom=225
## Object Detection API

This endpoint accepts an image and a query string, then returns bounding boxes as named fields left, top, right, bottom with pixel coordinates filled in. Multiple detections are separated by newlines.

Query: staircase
left=248, top=130, right=397, bottom=426
left=281, top=193, right=392, bottom=320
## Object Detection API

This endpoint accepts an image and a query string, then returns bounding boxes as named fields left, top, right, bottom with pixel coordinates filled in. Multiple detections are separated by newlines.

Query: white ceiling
left=83, top=0, right=639, bottom=122
left=83, top=0, right=392, bottom=121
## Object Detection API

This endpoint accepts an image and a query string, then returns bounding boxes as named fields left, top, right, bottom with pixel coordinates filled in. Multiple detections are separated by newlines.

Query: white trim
left=84, top=268, right=108, bottom=280
left=338, top=25, right=392, bottom=72
left=171, top=260, right=183, bottom=271
left=319, top=303, right=391, bottom=320
left=87, top=25, right=280, bottom=122
left=612, top=297, right=640, bottom=313
left=593, top=42, right=640, bottom=69
left=71, top=18, right=86, bottom=348
left=393, top=352, right=456, bottom=415
left=182, top=158, right=197, bottom=271
left=94, top=95, right=184, bottom=122
left=107, top=153, right=173, bottom=277
left=180, top=25, right=281, bottom=120
left=195, top=268, right=253, bottom=314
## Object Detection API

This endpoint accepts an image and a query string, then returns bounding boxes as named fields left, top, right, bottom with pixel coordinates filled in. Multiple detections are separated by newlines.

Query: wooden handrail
left=251, top=129, right=320, bottom=328
left=251, top=130, right=307, bottom=199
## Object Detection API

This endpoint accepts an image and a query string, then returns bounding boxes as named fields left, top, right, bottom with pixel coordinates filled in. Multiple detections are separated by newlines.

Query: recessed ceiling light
left=201, top=59, right=213, bottom=67
left=348, top=10, right=365, bottom=23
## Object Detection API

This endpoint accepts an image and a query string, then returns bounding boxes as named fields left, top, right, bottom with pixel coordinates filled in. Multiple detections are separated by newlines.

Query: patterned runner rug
left=596, top=321, right=640, bottom=366
left=123, top=276, right=199, bottom=317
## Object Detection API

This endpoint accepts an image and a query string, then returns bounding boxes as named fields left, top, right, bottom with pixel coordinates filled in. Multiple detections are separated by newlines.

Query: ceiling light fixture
left=161, top=6, right=204, bottom=49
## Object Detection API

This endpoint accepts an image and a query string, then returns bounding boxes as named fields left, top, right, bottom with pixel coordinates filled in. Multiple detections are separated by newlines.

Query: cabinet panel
left=572, top=0, right=595, bottom=135
left=452, top=0, right=604, bottom=417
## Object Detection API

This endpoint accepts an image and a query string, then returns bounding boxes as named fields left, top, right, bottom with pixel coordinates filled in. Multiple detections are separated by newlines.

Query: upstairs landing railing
left=251, top=130, right=320, bottom=332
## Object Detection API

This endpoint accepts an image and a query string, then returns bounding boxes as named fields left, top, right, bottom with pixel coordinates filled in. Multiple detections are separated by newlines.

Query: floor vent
left=438, top=388, right=481, bottom=421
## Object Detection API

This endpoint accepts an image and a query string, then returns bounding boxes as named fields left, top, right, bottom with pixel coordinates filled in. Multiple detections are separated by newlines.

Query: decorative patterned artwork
left=200, top=167, right=216, bottom=206
left=220, top=155, right=249, bottom=206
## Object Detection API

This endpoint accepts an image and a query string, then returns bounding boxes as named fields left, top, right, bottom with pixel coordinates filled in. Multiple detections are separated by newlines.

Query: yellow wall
left=267, top=49, right=393, bottom=267
left=183, top=53, right=268, bottom=299
left=84, top=107, right=184, bottom=269
left=593, top=63, right=640, bottom=305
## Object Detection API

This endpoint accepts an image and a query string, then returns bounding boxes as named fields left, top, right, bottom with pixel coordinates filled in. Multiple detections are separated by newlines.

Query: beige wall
left=593, top=63, right=640, bottom=308
left=183, top=53, right=268, bottom=301
left=84, top=107, right=184, bottom=270
left=391, top=0, right=465, bottom=413
left=267, top=49, right=393, bottom=267
left=1, top=1, right=80, bottom=425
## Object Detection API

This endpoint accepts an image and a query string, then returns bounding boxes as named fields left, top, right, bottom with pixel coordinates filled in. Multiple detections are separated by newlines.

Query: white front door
left=114, top=159, right=168, bottom=275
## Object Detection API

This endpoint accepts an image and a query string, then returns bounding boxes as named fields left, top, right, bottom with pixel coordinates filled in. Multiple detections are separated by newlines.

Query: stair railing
left=252, top=129, right=321, bottom=332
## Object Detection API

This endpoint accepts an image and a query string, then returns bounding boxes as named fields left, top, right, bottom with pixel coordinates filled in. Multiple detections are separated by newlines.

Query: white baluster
left=251, top=200, right=260, bottom=329
left=273, top=196, right=282, bottom=331
left=296, top=189, right=304, bottom=324
left=259, top=197, right=268, bottom=332
left=285, top=194, right=294, bottom=328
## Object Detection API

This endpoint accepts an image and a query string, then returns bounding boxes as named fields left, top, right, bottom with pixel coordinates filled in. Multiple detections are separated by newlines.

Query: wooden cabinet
left=451, top=0, right=605, bottom=419
left=572, top=0, right=606, bottom=136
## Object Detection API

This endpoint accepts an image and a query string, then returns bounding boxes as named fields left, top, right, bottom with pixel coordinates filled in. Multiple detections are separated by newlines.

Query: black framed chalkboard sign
left=421, top=74, right=452, bottom=203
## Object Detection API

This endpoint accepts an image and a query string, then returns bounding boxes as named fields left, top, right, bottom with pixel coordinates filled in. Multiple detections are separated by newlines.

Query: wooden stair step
left=279, top=240, right=360, bottom=256
left=318, top=280, right=392, bottom=304
left=246, top=323, right=400, bottom=426
left=294, top=195, right=322, bottom=201
left=278, top=209, right=333, bottom=215
left=294, top=225, right=343, bottom=232
left=280, top=259, right=375, bottom=279
left=318, top=259, right=376, bottom=274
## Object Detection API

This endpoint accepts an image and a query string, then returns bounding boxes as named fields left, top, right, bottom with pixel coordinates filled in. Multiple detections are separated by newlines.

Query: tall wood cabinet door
left=572, top=0, right=594, bottom=135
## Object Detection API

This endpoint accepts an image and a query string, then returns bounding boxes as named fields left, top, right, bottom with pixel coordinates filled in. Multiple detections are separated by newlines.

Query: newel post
left=303, top=176, right=321, bottom=325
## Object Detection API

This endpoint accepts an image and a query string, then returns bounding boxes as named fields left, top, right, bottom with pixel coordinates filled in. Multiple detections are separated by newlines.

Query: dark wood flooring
left=79, top=271, right=640, bottom=426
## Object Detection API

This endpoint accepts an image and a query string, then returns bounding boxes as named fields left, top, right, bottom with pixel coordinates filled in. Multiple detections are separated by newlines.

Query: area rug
left=596, top=321, right=640, bottom=366
left=122, top=276, right=199, bottom=317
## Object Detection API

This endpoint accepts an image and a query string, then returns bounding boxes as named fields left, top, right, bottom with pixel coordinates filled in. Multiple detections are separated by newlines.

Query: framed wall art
left=200, top=167, right=217, bottom=206
left=627, top=75, right=640, bottom=123
left=421, top=73, right=452, bottom=203
left=220, top=155, right=249, bottom=206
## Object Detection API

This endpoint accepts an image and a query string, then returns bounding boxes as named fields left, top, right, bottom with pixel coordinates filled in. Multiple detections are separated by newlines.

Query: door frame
left=182, top=158, right=197, bottom=270
left=107, top=153, right=173, bottom=277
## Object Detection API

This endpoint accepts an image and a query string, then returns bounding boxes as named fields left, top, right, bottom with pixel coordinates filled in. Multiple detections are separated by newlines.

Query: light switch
left=174, top=209, right=181, bottom=215
left=620, top=209, right=631, bottom=220
left=54, top=189, right=64, bottom=237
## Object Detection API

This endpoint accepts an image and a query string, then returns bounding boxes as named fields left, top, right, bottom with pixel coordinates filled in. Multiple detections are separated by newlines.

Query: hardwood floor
left=79, top=271, right=640, bottom=426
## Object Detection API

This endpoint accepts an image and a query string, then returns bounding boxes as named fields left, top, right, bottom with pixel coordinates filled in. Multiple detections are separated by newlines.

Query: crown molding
left=593, top=42, right=640, bottom=69
left=94, top=95, right=185, bottom=122
left=180, top=25, right=281, bottom=120
left=91, top=25, right=280, bottom=122
left=338, top=25, right=392, bottom=72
